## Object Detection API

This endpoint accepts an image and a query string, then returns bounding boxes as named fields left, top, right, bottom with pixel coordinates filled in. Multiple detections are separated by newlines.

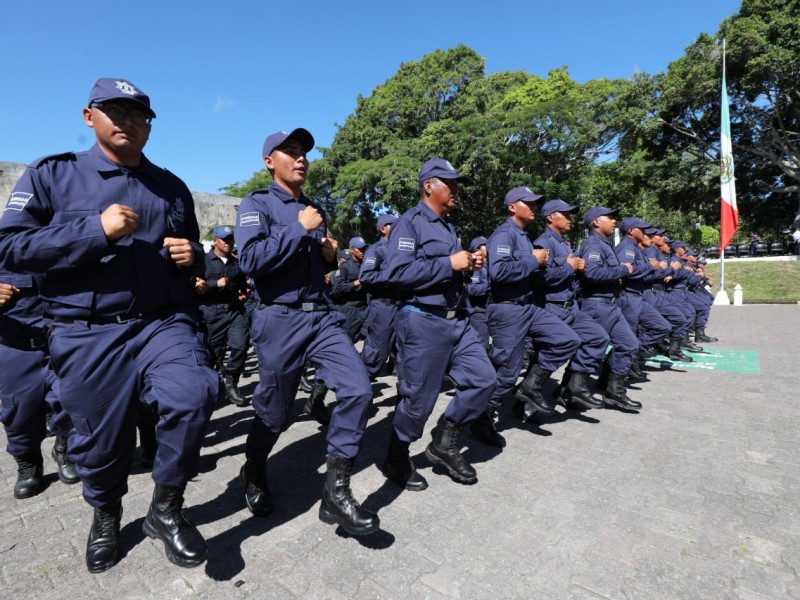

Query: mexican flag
left=719, top=59, right=738, bottom=251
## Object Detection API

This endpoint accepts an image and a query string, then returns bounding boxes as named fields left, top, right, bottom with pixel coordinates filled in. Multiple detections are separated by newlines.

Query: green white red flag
left=720, top=52, right=738, bottom=251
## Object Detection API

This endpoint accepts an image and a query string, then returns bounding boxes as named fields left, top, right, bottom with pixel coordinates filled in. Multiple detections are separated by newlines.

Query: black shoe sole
left=318, top=507, right=380, bottom=535
left=142, top=518, right=207, bottom=568
left=514, top=391, right=556, bottom=416
left=424, top=447, right=477, bottom=484
left=380, top=465, right=429, bottom=491
left=603, top=397, right=641, bottom=412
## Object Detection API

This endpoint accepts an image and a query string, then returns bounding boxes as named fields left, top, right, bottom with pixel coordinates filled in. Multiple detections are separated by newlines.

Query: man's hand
left=450, top=251, right=475, bottom=272
left=0, top=283, right=19, bottom=306
left=163, top=238, right=196, bottom=267
left=648, top=258, right=660, bottom=269
left=532, top=249, right=549, bottom=266
left=670, top=260, right=682, bottom=270
left=101, top=204, right=138, bottom=241
left=471, top=251, right=485, bottom=270
left=194, top=278, right=209, bottom=295
left=216, top=276, right=229, bottom=289
left=622, top=262, right=634, bottom=273
left=299, top=206, right=323, bottom=233
left=321, top=237, right=338, bottom=263
left=566, top=255, right=584, bottom=271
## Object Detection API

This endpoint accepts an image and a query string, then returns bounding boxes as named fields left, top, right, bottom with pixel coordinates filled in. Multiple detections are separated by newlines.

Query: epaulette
left=30, top=152, right=76, bottom=168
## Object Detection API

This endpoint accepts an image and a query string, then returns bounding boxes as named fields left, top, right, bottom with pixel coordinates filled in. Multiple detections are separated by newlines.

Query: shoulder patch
left=238, top=212, right=260, bottom=227
left=625, top=250, right=635, bottom=259
left=5, top=191, right=33, bottom=211
left=496, top=245, right=511, bottom=256
left=397, top=237, right=415, bottom=252
left=588, top=252, right=601, bottom=261
left=364, top=257, right=376, bottom=266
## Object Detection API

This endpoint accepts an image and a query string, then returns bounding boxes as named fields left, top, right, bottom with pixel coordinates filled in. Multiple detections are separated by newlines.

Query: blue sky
left=2, top=0, right=740, bottom=195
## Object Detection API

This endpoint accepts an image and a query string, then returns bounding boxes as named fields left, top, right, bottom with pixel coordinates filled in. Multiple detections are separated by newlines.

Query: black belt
left=469, top=297, right=488, bottom=309
left=623, top=288, right=643, bottom=296
left=651, top=284, right=665, bottom=292
left=581, top=296, right=618, bottom=305
left=258, top=301, right=329, bottom=312
left=545, top=300, right=573, bottom=309
left=0, top=335, right=47, bottom=351
left=489, top=298, right=532, bottom=306
left=51, top=313, right=144, bottom=325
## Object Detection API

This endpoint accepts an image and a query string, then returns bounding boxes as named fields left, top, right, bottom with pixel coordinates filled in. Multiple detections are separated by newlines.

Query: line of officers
left=0, top=77, right=718, bottom=576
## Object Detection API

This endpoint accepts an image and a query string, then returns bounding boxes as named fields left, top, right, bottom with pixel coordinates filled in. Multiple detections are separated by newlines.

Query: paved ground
left=1, top=304, right=798, bottom=599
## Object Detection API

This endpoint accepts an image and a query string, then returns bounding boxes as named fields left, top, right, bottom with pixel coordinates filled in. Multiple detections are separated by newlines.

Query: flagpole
left=715, top=38, right=734, bottom=305
left=719, top=41, right=727, bottom=297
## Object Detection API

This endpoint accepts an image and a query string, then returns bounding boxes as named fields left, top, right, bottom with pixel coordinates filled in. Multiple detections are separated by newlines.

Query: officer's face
left=266, top=140, right=309, bottom=191
left=351, top=247, right=364, bottom=261
left=83, top=100, right=151, bottom=163
left=594, top=215, right=616, bottom=236
left=510, top=201, right=538, bottom=225
left=640, top=233, right=652, bottom=248
left=425, top=178, right=459, bottom=214
left=214, top=236, right=234, bottom=256
left=548, top=211, right=572, bottom=234
left=628, top=227, right=645, bottom=243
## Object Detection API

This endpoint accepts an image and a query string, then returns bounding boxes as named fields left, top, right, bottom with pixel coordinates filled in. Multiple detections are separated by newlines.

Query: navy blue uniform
left=0, top=146, right=219, bottom=509
left=383, top=201, right=495, bottom=443
left=642, top=246, right=691, bottom=338
left=235, top=181, right=372, bottom=461
left=465, top=265, right=490, bottom=348
left=577, top=231, right=638, bottom=375
left=198, top=249, right=249, bottom=376
left=615, top=237, right=670, bottom=349
left=331, top=256, right=368, bottom=341
left=359, top=239, right=398, bottom=379
left=532, top=227, right=609, bottom=373
left=485, top=219, right=580, bottom=409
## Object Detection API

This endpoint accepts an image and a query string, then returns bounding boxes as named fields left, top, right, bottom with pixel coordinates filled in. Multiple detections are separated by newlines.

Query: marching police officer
left=331, top=236, right=369, bottom=341
left=382, top=158, right=495, bottom=488
left=234, top=128, right=379, bottom=535
left=0, top=78, right=219, bottom=572
left=465, top=236, right=490, bottom=350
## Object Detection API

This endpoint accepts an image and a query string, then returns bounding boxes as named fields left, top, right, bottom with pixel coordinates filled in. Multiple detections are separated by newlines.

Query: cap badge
left=115, top=81, right=138, bottom=96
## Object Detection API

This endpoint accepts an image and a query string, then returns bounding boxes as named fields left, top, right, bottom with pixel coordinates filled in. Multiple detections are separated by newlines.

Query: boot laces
left=16, top=458, right=39, bottom=480
left=96, top=509, right=119, bottom=536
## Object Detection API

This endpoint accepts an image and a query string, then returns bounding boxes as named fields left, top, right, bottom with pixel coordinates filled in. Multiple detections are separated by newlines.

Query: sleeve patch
left=496, top=245, right=511, bottom=256
left=238, top=212, right=260, bottom=227
left=625, top=250, right=635, bottom=258
left=588, top=252, right=601, bottom=261
left=364, top=257, right=376, bottom=266
left=397, top=237, right=415, bottom=252
left=5, top=192, right=33, bottom=211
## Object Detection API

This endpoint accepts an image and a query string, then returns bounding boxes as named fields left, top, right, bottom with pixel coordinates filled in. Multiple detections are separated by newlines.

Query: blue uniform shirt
left=359, top=239, right=396, bottom=300
left=614, top=236, right=653, bottom=295
left=532, top=227, right=579, bottom=302
left=384, top=201, right=464, bottom=309
left=487, top=218, right=541, bottom=302
left=0, top=267, right=46, bottom=338
left=642, top=246, right=673, bottom=285
left=234, top=181, right=333, bottom=305
left=0, top=145, right=202, bottom=318
left=331, top=257, right=367, bottom=304
left=467, top=265, right=490, bottom=301
left=577, top=231, right=631, bottom=298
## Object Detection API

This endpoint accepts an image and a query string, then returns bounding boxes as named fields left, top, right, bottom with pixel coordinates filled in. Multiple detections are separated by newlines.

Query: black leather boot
left=668, top=337, right=693, bottom=362
left=225, top=374, right=248, bottom=407
left=627, top=352, right=649, bottom=383
left=300, top=380, right=330, bottom=425
left=515, top=364, right=556, bottom=416
left=470, top=407, right=506, bottom=448
left=566, top=371, right=604, bottom=409
left=603, top=373, right=642, bottom=411
left=86, top=504, right=122, bottom=573
left=425, top=418, right=477, bottom=483
left=694, top=326, right=718, bottom=343
left=381, top=430, right=428, bottom=491
left=682, top=331, right=704, bottom=353
left=143, top=485, right=207, bottom=568
left=13, top=453, right=44, bottom=499
left=319, top=455, right=380, bottom=535
left=595, top=360, right=610, bottom=391
left=51, top=436, right=80, bottom=484
left=240, top=458, right=273, bottom=516
left=137, top=422, right=158, bottom=469
left=298, top=375, right=313, bottom=393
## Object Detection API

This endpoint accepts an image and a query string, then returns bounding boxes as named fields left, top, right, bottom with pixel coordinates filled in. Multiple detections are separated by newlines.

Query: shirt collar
left=88, top=143, right=158, bottom=178
left=417, top=200, right=450, bottom=225
left=544, top=226, right=564, bottom=242
left=268, top=181, right=307, bottom=204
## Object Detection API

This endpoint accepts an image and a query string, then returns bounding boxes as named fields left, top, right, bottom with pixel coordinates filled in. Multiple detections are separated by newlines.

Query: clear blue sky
left=2, top=0, right=740, bottom=195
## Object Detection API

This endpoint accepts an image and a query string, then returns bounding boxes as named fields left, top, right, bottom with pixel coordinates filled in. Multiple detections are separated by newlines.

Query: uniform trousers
left=361, top=299, right=398, bottom=379
left=579, top=298, right=638, bottom=375
left=541, top=302, right=609, bottom=373
left=200, top=305, right=249, bottom=376
left=618, top=291, right=671, bottom=349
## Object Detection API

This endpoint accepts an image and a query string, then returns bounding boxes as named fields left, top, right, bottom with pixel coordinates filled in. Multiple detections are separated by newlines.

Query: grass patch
left=705, top=260, right=800, bottom=303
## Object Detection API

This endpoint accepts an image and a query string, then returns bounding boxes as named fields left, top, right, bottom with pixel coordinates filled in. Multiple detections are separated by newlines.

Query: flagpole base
left=714, top=290, right=731, bottom=305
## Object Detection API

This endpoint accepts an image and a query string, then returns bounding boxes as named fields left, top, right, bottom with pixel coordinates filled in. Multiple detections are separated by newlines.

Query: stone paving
left=1, top=304, right=798, bottom=599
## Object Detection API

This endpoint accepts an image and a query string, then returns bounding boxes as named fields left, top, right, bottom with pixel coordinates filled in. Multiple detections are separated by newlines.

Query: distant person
left=792, top=228, right=800, bottom=254
left=748, top=232, right=761, bottom=257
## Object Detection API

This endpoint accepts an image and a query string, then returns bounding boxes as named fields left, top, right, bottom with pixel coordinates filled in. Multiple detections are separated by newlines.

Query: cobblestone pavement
left=1, top=305, right=798, bottom=599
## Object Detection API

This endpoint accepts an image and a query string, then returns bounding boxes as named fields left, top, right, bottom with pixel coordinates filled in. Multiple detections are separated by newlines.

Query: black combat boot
left=300, top=380, right=330, bottom=425
left=603, top=373, right=642, bottom=411
left=224, top=374, right=248, bottom=407
left=425, top=418, right=477, bottom=483
left=86, top=503, right=122, bottom=573
left=13, top=453, right=44, bottom=499
left=137, top=422, right=158, bottom=469
left=298, top=375, right=313, bottom=393
left=319, top=455, right=380, bottom=535
left=627, top=351, right=649, bottom=383
left=668, top=337, right=693, bottom=362
left=239, top=458, right=273, bottom=516
left=694, top=326, right=718, bottom=343
left=143, top=485, right=207, bottom=568
left=51, top=436, right=80, bottom=484
left=515, top=364, right=556, bottom=418
left=470, top=407, right=506, bottom=448
left=565, top=371, right=604, bottom=409
left=381, top=430, right=428, bottom=491
left=682, top=331, right=704, bottom=353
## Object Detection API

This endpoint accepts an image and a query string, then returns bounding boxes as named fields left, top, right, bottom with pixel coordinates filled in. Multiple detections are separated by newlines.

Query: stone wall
left=0, top=160, right=239, bottom=237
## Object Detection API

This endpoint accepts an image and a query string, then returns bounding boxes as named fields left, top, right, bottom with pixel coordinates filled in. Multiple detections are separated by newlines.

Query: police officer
left=481, top=189, right=581, bottom=447
left=359, top=214, right=399, bottom=380
left=0, top=78, right=219, bottom=573
left=331, top=236, right=369, bottom=341
left=615, top=217, right=671, bottom=380
left=665, top=240, right=705, bottom=353
left=382, top=158, right=495, bottom=488
left=532, top=200, right=608, bottom=409
left=234, top=128, right=378, bottom=535
left=685, top=251, right=717, bottom=343
left=465, top=236, right=490, bottom=350
left=196, top=225, right=249, bottom=406
left=0, top=269, right=79, bottom=497
left=576, top=207, right=641, bottom=411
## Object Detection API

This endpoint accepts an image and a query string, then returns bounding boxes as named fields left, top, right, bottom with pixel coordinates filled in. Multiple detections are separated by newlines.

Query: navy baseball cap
left=376, top=214, right=397, bottom=230
left=88, top=78, right=155, bottom=118
left=213, top=225, right=234, bottom=239
left=504, top=186, right=544, bottom=206
left=619, top=217, right=651, bottom=233
left=645, top=227, right=667, bottom=236
left=469, top=236, right=488, bottom=252
left=349, top=236, right=368, bottom=250
left=687, top=249, right=699, bottom=257
left=262, top=128, right=314, bottom=158
left=337, top=250, right=349, bottom=260
left=540, top=199, right=578, bottom=218
left=583, top=206, right=620, bottom=226
left=669, top=239, right=688, bottom=250
left=418, top=158, right=472, bottom=183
